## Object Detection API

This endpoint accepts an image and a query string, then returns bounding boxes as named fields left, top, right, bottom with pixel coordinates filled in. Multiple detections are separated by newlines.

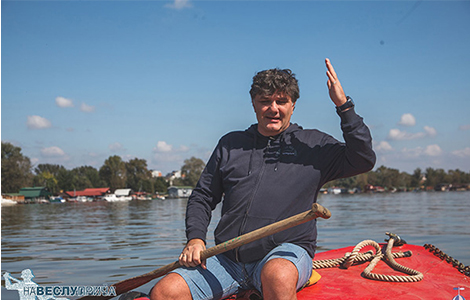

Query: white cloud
left=387, top=126, right=437, bottom=141
left=27, top=115, right=52, bottom=129
left=375, top=141, right=393, bottom=152
left=452, top=147, right=470, bottom=157
left=179, top=145, right=190, bottom=152
left=388, top=129, right=424, bottom=140
left=55, top=96, right=74, bottom=108
left=423, top=126, right=437, bottom=137
left=88, top=152, right=100, bottom=158
left=459, top=124, right=470, bottom=131
left=398, top=113, right=416, bottom=126
left=424, top=144, right=442, bottom=156
left=80, top=103, right=95, bottom=113
left=149, top=143, right=212, bottom=174
left=399, top=144, right=442, bottom=159
left=154, top=141, right=173, bottom=152
left=109, top=142, right=125, bottom=152
left=41, top=146, right=66, bottom=157
left=400, top=147, right=423, bottom=159
left=165, top=0, right=192, bottom=10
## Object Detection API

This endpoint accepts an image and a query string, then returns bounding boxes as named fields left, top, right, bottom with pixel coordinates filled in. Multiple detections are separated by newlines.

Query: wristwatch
left=336, top=96, right=355, bottom=113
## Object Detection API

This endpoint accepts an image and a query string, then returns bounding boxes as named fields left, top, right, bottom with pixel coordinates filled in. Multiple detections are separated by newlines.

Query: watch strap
left=336, top=96, right=355, bottom=113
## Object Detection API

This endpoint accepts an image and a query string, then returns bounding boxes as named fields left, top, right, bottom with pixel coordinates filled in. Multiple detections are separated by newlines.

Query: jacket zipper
left=235, top=138, right=271, bottom=262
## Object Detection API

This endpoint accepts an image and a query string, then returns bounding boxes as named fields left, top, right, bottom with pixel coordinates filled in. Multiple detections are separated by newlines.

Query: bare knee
left=261, top=258, right=298, bottom=300
left=150, top=273, right=191, bottom=300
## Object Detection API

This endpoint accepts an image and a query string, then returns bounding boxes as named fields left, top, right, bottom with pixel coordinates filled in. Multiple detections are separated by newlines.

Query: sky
left=1, top=0, right=470, bottom=176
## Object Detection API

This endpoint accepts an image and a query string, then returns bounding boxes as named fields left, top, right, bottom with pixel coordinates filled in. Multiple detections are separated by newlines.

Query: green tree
left=125, top=158, right=152, bottom=192
left=447, top=169, right=470, bottom=185
left=153, top=177, right=169, bottom=194
left=397, top=171, right=413, bottom=190
left=99, top=155, right=127, bottom=191
left=425, top=168, right=448, bottom=188
left=34, top=171, right=59, bottom=194
left=335, top=176, right=357, bottom=189
left=34, top=164, right=64, bottom=177
left=355, top=173, right=370, bottom=190
left=33, top=164, right=67, bottom=193
left=1, top=142, right=33, bottom=193
left=411, top=168, right=423, bottom=188
left=370, top=165, right=401, bottom=189
left=56, top=167, right=75, bottom=192
left=181, top=157, right=206, bottom=187
left=72, top=166, right=104, bottom=189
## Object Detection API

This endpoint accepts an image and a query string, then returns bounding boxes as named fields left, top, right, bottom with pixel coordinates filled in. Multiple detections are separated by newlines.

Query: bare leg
left=260, top=258, right=298, bottom=300
left=150, top=273, right=192, bottom=300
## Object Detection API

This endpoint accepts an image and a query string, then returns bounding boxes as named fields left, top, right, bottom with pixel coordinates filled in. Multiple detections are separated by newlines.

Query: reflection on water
left=2, top=192, right=469, bottom=299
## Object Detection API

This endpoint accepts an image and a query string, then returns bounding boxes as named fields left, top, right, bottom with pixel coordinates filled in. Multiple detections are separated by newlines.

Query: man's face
left=252, top=92, right=295, bottom=137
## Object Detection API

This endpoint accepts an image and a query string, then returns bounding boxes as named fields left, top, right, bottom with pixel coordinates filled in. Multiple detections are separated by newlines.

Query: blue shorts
left=171, top=243, right=312, bottom=300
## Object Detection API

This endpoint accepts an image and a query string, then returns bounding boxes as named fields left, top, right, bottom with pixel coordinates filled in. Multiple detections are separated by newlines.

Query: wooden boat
left=231, top=236, right=469, bottom=300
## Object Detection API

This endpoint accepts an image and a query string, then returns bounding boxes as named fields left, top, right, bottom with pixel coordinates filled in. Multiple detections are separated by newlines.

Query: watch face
left=346, top=96, right=354, bottom=105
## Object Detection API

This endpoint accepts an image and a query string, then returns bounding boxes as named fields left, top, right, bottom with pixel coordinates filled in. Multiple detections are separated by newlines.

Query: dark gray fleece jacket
left=185, top=107, right=376, bottom=263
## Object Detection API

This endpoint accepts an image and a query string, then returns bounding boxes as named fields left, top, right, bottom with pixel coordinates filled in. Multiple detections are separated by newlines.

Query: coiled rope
left=312, top=233, right=424, bottom=283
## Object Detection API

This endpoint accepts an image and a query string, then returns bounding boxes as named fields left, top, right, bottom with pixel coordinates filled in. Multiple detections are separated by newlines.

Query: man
left=150, top=59, right=376, bottom=300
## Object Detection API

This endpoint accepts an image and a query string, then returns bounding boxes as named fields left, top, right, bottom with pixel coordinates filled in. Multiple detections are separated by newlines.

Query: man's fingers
left=201, top=259, right=207, bottom=270
left=179, top=246, right=205, bottom=268
left=326, top=71, right=336, bottom=86
left=325, top=58, right=338, bottom=79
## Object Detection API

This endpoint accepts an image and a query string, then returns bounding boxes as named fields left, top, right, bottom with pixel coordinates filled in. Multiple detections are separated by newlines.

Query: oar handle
left=201, top=203, right=331, bottom=259
left=78, top=203, right=330, bottom=300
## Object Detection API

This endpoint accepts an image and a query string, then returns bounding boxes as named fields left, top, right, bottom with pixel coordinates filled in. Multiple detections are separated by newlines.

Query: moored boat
left=49, top=196, right=66, bottom=203
left=103, top=194, right=132, bottom=202
left=1, top=196, right=18, bottom=206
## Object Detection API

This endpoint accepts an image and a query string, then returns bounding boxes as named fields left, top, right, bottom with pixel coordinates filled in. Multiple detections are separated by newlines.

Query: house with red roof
left=65, top=188, right=111, bottom=199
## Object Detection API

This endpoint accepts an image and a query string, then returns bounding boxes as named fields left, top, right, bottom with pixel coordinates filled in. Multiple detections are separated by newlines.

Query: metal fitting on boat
left=385, top=232, right=407, bottom=246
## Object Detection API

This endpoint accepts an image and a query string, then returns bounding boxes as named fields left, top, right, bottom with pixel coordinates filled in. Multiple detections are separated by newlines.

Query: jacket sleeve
left=319, top=107, right=376, bottom=185
left=185, top=140, right=225, bottom=243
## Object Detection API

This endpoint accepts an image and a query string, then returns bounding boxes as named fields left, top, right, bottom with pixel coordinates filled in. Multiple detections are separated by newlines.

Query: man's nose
left=268, top=101, right=279, bottom=112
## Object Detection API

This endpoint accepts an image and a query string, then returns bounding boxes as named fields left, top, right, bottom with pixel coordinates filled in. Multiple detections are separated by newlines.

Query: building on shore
left=167, top=186, right=193, bottom=198
left=64, top=188, right=111, bottom=200
left=19, top=187, right=52, bottom=203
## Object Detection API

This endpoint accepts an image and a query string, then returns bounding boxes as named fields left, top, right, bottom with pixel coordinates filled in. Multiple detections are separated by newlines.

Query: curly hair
left=249, top=68, right=300, bottom=102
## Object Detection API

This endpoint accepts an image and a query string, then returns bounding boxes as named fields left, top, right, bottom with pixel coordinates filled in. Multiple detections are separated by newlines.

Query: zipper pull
left=268, top=136, right=275, bottom=147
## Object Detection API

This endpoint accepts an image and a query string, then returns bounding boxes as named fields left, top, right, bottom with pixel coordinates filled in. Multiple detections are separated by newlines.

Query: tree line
left=2, top=141, right=469, bottom=195
left=323, top=165, right=470, bottom=191
left=1, top=142, right=205, bottom=195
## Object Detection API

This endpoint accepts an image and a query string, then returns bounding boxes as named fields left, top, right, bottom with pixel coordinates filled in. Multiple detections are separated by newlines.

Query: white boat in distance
left=1, top=197, right=18, bottom=206
left=104, top=189, right=132, bottom=202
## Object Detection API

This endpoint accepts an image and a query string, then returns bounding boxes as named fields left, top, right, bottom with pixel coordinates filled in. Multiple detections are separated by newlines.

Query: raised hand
left=325, top=58, right=348, bottom=107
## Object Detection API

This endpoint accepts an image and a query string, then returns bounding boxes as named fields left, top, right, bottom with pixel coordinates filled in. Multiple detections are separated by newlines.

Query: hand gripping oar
left=78, top=203, right=331, bottom=300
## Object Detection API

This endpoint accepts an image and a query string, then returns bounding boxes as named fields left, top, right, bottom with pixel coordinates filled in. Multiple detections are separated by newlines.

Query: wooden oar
left=78, top=203, right=331, bottom=300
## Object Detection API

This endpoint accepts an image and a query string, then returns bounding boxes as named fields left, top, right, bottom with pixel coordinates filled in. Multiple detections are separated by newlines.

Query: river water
left=1, top=192, right=469, bottom=299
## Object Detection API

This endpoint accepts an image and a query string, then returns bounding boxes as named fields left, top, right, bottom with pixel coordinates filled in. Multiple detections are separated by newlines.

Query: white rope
left=312, top=238, right=423, bottom=283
